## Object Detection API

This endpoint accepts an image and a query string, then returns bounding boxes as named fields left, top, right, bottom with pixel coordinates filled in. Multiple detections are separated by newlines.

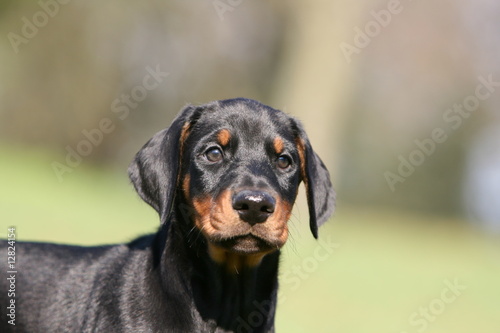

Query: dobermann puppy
left=0, top=98, right=335, bottom=332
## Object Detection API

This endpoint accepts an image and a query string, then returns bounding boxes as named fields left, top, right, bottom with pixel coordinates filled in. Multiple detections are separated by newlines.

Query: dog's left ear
left=128, top=104, right=202, bottom=225
left=292, top=119, right=336, bottom=238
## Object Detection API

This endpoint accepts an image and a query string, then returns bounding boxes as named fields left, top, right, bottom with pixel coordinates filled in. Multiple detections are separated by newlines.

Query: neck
left=159, top=215, right=280, bottom=332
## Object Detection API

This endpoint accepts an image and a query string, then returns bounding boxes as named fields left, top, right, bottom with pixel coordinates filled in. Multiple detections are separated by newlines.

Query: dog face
left=180, top=101, right=302, bottom=256
left=128, top=98, right=335, bottom=262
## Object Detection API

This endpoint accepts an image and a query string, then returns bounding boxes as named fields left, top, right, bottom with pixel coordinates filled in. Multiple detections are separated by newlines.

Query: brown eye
left=205, top=147, right=223, bottom=162
left=277, top=155, right=291, bottom=169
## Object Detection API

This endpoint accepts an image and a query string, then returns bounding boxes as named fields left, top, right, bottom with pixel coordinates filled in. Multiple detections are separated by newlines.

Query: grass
left=1, top=146, right=499, bottom=332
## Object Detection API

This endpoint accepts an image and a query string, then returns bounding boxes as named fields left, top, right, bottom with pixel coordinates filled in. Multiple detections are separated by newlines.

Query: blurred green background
left=1, top=1, right=499, bottom=332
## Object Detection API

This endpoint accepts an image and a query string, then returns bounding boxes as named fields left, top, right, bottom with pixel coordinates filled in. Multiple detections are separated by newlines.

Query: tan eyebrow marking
left=217, top=129, right=231, bottom=146
left=273, top=137, right=284, bottom=154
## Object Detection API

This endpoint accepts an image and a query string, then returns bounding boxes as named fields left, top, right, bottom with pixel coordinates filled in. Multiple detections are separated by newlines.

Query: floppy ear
left=292, top=119, right=336, bottom=238
left=128, top=105, right=201, bottom=225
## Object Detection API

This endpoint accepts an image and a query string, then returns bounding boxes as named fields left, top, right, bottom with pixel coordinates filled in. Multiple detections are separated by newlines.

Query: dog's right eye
left=205, top=147, right=223, bottom=162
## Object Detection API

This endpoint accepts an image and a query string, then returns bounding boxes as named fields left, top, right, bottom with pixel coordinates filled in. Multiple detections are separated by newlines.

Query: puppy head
left=128, top=98, right=335, bottom=263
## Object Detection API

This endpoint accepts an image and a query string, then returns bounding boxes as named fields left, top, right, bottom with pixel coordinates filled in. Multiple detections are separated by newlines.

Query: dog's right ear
left=128, top=105, right=202, bottom=225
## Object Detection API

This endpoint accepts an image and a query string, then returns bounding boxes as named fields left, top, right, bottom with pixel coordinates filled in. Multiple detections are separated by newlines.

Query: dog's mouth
left=215, top=234, right=276, bottom=255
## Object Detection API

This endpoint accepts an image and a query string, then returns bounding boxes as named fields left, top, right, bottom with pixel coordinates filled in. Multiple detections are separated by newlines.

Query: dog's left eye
left=276, top=155, right=292, bottom=169
left=205, top=147, right=223, bottom=162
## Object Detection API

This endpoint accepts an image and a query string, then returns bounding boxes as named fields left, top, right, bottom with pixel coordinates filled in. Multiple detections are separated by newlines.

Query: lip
left=215, top=234, right=276, bottom=255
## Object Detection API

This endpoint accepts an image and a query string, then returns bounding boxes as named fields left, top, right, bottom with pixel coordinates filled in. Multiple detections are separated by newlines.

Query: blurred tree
left=272, top=1, right=370, bottom=179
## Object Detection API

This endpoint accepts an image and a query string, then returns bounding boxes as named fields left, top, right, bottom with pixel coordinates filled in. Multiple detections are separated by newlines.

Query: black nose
left=232, top=190, right=276, bottom=225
